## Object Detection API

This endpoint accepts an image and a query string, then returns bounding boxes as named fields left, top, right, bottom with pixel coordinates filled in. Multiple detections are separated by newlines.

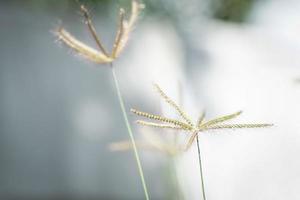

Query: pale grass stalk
left=111, top=63, right=149, bottom=200
left=131, top=84, right=273, bottom=199
left=55, top=1, right=149, bottom=199
left=196, top=135, right=206, bottom=200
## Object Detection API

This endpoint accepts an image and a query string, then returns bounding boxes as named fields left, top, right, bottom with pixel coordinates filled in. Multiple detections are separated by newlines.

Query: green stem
left=111, top=64, right=150, bottom=200
left=196, top=135, right=206, bottom=200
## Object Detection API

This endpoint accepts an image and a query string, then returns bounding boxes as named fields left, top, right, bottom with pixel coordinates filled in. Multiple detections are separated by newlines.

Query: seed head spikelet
left=130, top=84, right=273, bottom=150
left=55, top=0, right=144, bottom=63
left=112, top=8, right=125, bottom=58
left=136, top=120, right=188, bottom=130
left=54, top=2, right=149, bottom=199
left=207, top=123, right=273, bottom=129
left=153, top=84, right=193, bottom=126
left=80, top=4, right=109, bottom=56
left=130, top=84, right=272, bottom=200
left=112, top=0, right=145, bottom=57
left=55, top=27, right=113, bottom=63
left=131, top=108, right=192, bottom=130
left=200, top=110, right=243, bottom=128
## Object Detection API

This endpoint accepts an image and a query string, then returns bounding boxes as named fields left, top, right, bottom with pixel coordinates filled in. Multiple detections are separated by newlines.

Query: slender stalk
left=196, top=135, right=206, bottom=200
left=110, top=63, right=150, bottom=200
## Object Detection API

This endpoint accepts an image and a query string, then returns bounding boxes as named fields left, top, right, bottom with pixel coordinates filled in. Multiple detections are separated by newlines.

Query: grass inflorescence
left=130, top=83, right=273, bottom=200
left=54, top=1, right=149, bottom=200
left=54, top=1, right=274, bottom=199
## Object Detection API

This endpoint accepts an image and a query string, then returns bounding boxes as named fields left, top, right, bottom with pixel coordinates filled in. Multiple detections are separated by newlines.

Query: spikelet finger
left=153, top=84, right=194, bottom=127
left=136, top=120, right=184, bottom=130
left=201, top=111, right=242, bottom=128
left=113, top=0, right=144, bottom=57
left=55, top=27, right=113, bottom=63
left=131, top=108, right=193, bottom=130
left=206, top=123, right=273, bottom=130
left=80, top=5, right=109, bottom=56
left=112, top=8, right=125, bottom=58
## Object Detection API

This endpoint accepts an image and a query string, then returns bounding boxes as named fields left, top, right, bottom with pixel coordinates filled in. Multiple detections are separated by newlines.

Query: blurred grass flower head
left=53, top=2, right=150, bottom=199
left=55, top=0, right=144, bottom=64
left=109, top=128, right=185, bottom=157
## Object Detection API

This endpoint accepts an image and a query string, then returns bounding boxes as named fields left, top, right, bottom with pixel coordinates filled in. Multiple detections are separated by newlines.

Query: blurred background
left=1, top=0, right=300, bottom=199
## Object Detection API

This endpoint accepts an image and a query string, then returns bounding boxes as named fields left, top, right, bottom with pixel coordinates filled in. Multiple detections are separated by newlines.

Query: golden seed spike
left=201, top=111, right=242, bottom=128
left=56, top=1, right=144, bottom=64
left=153, top=84, right=194, bottom=127
left=136, top=120, right=184, bottom=130
left=55, top=27, right=112, bottom=63
left=185, top=123, right=273, bottom=150
left=80, top=4, right=109, bottom=56
left=112, top=8, right=125, bottom=58
left=131, top=109, right=193, bottom=130
left=206, top=123, right=273, bottom=130
left=113, top=0, right=144, bottom=57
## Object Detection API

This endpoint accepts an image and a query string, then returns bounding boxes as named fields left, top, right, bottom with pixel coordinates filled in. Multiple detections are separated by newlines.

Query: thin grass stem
left=196, top=135, right=206, bottom=200
left=110, top=63, right=150, bottom=200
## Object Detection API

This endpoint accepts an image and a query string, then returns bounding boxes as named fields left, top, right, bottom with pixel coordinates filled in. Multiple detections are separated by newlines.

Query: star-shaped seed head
left=55, top=0, right=144, bottom=64
left=109, top=128, right=185, bottom=156
left=131, top=84, right=273, bottom=150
